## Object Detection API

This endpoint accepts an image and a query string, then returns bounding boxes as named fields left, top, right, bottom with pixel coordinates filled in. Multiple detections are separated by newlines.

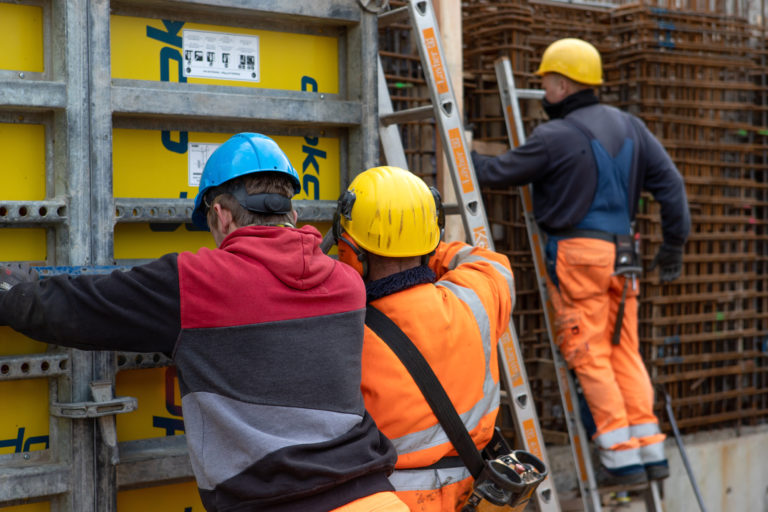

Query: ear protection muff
left=337, top=233, right=368, bottom=278
left=429, top=186, right=446, bottom=236
left=333, top=189, right=368, bottom=278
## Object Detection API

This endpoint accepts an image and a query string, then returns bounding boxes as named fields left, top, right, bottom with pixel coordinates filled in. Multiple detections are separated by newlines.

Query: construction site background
left=380, top=0, right=768, bottom=507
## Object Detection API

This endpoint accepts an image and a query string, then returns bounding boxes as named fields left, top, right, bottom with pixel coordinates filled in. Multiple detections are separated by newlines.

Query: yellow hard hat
left=535, top=38, right=603, bottom=86
left=334, top=166, right=442, bottom=257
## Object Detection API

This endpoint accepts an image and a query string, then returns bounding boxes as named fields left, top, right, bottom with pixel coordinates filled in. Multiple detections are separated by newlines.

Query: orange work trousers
left=332, top=491, right=410, bottom=512
left=546, top=238, right=665, bottom=469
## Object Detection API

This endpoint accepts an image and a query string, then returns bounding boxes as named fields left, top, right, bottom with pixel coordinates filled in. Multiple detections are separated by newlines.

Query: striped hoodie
left=0, top=224, right=397, bottom=511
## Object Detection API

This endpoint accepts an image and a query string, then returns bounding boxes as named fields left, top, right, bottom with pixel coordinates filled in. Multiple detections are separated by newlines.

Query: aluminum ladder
left=376, top=2, right=560, bottom=511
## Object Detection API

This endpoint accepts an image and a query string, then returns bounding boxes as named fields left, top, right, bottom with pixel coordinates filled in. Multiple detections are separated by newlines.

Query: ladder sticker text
left=422, top=28, right=448, bottom=94
left=448, top=128, right=474, bottom=193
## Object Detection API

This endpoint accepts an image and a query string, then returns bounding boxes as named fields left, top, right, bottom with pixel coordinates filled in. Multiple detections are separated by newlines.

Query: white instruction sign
left=182, top=29, right=260, bottom=82
left=188, top=142, right=221, bottom=187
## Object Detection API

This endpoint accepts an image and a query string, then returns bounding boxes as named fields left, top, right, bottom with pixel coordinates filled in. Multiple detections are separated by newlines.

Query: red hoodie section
left=178, top=225, right=365, bottom=329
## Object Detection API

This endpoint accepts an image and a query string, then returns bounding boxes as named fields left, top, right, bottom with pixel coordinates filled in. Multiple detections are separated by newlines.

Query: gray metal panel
left=0, top=200, right=68, bottom=225
left=111, top=0, right=362, bottom=23
left=345, top=3, right=378, bottom=183
left=111, top=82, right=361, bottom=126
left=117, top=436, right=194, bottom=489
left=0, top=81, right=67, bottom=109
left=0, top=464, right=70, bottom=502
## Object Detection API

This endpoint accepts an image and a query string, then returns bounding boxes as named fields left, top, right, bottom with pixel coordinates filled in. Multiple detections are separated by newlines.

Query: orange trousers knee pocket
left=548, top=238, right=615, bottom=369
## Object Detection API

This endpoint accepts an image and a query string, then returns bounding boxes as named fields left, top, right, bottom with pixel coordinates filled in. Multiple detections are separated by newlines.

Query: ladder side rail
left=377, top=58, right=409, bottom=170
left=402, top=3, right=560, bottom=511
left=494, top=56, right=602, bottom=512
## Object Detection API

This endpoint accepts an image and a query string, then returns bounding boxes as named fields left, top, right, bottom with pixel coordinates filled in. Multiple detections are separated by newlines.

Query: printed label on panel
left=182, top=29, right=259, bottom=82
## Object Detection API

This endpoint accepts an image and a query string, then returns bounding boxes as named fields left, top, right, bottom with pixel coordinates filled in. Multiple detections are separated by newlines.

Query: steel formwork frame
left=0, top=1, right=378, bottom=510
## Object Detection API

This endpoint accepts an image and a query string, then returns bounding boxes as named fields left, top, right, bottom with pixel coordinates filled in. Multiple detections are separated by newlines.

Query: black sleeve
left=632, top=116, right=691, bottom=247
left=471, top=129, right=551, bottom=188
left=0, top=254, right=181, bottom=354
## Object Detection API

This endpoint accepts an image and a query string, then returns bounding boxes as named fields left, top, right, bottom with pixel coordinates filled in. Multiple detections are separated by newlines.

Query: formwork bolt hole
left=21, top=363, right=29, bottom=373
left=149, top=208, right=157, bottom=217
left=19, top=207, right=28, bottom=217
left=132, top=208, right=140, bottom=217
left=152, top=354, right=161, bottom=363
left=0, top=207, right=7, bottom=216
left=41, top=361, right=49, bottom=372
left=58, top=360, right=67, bottom=370
left=38, top=207, right=48, bottom=216
left=0, top=364, right=8, bottom=374
left=57, top=206, right=66, bottom=217
left=117, top=355, right=126, bottom=366
left=135, top=354, right=144, bottom=365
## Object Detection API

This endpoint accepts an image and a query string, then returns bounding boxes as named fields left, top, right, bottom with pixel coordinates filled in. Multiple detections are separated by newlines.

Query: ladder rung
left=380, top=105, right=433, bottom=126
left=377, top=6, right=409, bottom=27
left=517, top=89, right=545, bottom=100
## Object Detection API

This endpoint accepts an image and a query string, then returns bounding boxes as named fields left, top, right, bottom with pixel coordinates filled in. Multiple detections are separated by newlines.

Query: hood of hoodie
left=219, top=224, right=334, bottom=291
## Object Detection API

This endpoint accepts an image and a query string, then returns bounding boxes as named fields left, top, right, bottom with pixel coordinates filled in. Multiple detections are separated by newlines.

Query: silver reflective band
left=389, top=466, right=472, bottom=491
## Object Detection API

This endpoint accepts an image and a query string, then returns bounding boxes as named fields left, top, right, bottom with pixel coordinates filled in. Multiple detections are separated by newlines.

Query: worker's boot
left=645, top=461, right=670, bottom=481
left=595, top=464, right=648, bottom=488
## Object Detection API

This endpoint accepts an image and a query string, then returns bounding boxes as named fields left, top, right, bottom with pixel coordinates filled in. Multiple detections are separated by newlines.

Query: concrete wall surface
left=547, top=425, right=768, bottom=511
left=659, top=426, right=768, bottom=512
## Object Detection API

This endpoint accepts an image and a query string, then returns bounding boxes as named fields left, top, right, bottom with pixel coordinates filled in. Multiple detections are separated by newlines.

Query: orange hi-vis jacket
left=361, top=241, right=515, bottom=512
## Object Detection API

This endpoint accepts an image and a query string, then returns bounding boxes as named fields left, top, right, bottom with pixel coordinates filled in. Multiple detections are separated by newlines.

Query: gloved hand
left=649, top=244, right=683, bottom=283
left=0, top=262, right=39, bottom=291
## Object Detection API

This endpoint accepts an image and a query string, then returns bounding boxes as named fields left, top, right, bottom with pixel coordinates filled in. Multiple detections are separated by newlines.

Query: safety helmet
left=535, top=38, right=603, bottom=86
left=333, top=166, right=443, bottom=258
left=191, top=133, right=301, bottom=228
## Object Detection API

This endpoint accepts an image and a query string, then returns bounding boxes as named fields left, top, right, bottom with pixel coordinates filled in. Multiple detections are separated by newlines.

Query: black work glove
left=649, top=244, right=683, bottom=283
left=0, top=262, right=39, bottom=292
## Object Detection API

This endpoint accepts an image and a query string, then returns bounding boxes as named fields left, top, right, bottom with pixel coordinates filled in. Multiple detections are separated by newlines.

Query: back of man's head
left=191, top=133, right=301, bottom=230
left=207, top=172, right=296, bottom=229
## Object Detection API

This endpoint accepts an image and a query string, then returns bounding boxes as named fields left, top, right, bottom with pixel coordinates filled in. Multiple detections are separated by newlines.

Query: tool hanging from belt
left=611, top=233, right=642, bottom=345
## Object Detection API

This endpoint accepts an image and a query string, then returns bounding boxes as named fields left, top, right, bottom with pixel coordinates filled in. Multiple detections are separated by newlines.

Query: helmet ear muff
left=429, top=186, right=445, bottom=237
left=333, top=189, right=367, bottom=278
left=337, top=233, right=368, bottom=279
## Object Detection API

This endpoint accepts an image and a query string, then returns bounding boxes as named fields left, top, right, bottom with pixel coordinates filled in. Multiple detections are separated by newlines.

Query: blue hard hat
left=191, top=133, right=301, bottom=229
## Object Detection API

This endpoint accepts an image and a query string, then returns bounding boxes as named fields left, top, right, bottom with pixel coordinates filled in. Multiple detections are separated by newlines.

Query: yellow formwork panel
left=0, top=120, right=49, bottom=459
left=115, top=367, right=183, bottom=442
left=111, top=15, right=338, bottom=93
left=118, top=481, right=204, bottom=512
left=0, top=3, right=44, bottom=73
left=0, top=123, right=46, bottom=200
left=112, top=129, right=340, bottom=202
left=3, top=503, right=50, bottom=512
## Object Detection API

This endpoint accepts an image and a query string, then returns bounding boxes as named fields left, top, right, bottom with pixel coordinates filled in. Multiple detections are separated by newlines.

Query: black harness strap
left=365, top=305, right=485, bottom=479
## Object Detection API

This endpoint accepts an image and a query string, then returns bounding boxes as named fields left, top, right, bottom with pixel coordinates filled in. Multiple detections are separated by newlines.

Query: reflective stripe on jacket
left=361, top=241, right=515, bottom=512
